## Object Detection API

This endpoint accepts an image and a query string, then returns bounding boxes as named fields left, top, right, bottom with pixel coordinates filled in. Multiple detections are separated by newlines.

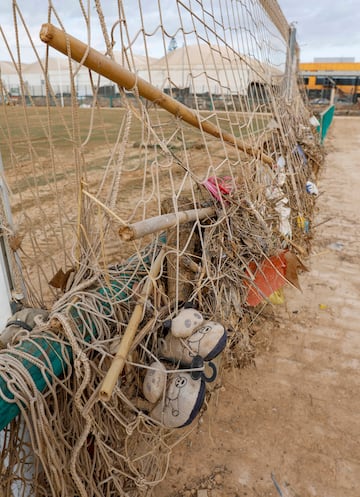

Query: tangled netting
left=0, top=1, right=325, bottom=495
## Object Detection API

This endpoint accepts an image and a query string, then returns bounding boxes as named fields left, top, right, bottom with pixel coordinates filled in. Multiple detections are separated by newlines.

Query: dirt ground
left=155, top=116, right=360, bottom=497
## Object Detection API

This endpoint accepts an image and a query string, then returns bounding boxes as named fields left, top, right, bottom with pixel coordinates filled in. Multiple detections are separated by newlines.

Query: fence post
left=284, top=23, right=297, bottom=102
left=0, top=151, right=26, bottom=317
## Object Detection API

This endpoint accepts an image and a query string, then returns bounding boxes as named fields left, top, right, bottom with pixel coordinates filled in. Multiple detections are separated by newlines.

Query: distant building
left=300, top=58, right=360, bottom=102
left=313, top=57, right=355, bottom=63
left=0, top=45, right=283, bottom=105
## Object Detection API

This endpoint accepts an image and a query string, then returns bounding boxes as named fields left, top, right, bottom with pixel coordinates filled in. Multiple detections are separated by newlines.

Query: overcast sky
left=278, top=0, right=360, bottom=61
left=0, top=1, right=359, bottom=63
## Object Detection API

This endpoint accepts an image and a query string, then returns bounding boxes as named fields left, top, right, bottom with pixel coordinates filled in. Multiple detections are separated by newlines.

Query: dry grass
left=0, top=106, right=270, bottom=168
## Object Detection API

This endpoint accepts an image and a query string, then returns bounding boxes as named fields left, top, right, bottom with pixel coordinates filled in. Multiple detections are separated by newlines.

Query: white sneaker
left=150, top=371, right=206, bottom=428
left=170, top=308, right=204, bottom=338
left=160, top=321, right=227, bottom=365
left=142, top=361, right=167, bottom=403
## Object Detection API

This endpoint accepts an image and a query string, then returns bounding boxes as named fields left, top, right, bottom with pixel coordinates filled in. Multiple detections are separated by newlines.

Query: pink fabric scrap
left=202, top=176, right=235, bottom=202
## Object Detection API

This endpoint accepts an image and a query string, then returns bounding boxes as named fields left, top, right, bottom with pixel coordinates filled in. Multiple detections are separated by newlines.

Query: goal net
left=0, top=1, right=322, bottom=496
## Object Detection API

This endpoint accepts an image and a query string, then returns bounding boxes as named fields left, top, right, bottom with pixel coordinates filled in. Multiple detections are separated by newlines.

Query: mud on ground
left=155, top=116, right=360, bottom=497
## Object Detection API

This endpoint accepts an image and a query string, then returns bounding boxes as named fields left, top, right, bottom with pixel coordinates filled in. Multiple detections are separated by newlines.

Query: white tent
left=0, top=45, right=283, bottom=98
left=149, top=44, right=283, bottom=95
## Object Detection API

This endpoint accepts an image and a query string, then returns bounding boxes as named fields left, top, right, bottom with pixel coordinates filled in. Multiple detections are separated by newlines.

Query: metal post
left=284, top=23, right=297, bottom=102
left=330, top=86, right=336, bottom=106
left=0, top=151, right=26, bottom=315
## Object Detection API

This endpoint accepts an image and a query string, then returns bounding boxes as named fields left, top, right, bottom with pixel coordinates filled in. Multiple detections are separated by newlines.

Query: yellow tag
left=297, top=216, right=306, bottom=230
left=268, top=288, right=285, bottom=305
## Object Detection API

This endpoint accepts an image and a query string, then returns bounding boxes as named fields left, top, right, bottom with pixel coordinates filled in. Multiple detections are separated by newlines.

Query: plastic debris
left=275, top=156, right=287, bottom=186
left=268, top=288, right=285, bottom=305
left=294, top=143, right=307, bottom=165
left=202, top=175, right=234, bottom=202
left=266, top=185, right=284, bottom=201
left=306, top=180, right=319, bottom=195
left=275, top=198, right=292, bottom=238
left=328, top=241, right=344, bottom=251
left=245, top=253, right=287, bottom=306
left=297, top=215, right=310, bottom=233
left=277, top=155, right=286, bottom=169
left=266, top=118, right=280, bottom=130
left=310, top=115, right=320, bottom=127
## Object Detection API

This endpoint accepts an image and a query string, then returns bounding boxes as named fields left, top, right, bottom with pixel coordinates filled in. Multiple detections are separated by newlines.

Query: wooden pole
left=118, top=205, right=215, bottom=241
left=40, top=23, right=273, bottom=166
left=99, top=248, right=165, bottom=401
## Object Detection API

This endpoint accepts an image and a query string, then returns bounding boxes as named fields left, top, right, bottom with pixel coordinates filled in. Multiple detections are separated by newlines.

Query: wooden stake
left=40, top=23, right=274, bottom=166
left=118, top=205, right=215, bottom=241
left=99, top=248, right=165, bottom=401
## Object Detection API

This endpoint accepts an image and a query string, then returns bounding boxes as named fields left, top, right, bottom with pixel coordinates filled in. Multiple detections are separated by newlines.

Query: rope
left=0, top=1, right=323, bottom=496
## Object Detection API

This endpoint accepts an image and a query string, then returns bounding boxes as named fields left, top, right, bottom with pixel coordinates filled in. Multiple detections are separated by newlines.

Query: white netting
left=0, top=1, right=323, bottom=496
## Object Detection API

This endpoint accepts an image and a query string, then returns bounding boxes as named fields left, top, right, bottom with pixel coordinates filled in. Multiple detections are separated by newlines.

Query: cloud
left=1, top=0, right=359, bottom=63
left=278, top=0, right=360, bottom=61
left=0, top=0, right=181, bottom=61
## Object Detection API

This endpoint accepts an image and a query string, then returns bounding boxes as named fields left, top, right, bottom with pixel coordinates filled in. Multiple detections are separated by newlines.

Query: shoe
left=160, top=321, right=227, bottom=365
left=142, top=361, right=167, bottom=403
left=150, top=371, right=206, bottom=428
left=170, top=307, right=204, bottom=338
left=0, top=308, right=49, bottom=347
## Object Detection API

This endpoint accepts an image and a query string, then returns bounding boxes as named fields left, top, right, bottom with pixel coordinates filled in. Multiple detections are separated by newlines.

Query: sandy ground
left=155, top=116, right=360, bottom=497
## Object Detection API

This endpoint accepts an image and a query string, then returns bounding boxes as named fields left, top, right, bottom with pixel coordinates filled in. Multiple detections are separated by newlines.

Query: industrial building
left=300, top=57, right=360, bottom=103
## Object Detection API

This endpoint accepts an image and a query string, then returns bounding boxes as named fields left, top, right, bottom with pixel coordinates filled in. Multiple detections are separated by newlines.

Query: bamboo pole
left=40, top=23, right=273, bottom=166
left=118, top=205, right=215, bottom=241
left=99, top=248, right=165, bottom=401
